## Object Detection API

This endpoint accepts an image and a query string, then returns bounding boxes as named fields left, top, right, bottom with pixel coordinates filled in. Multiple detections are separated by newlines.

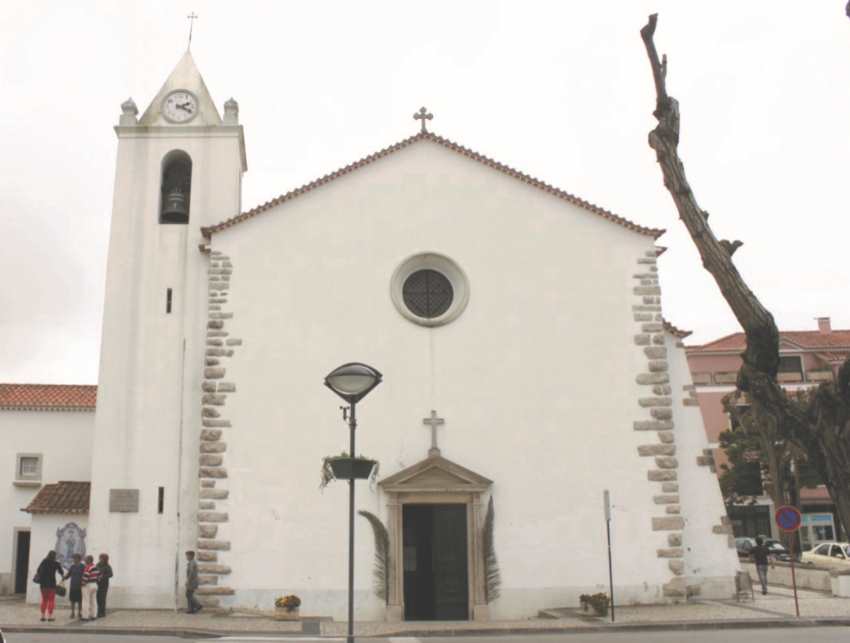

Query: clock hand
left=176, top=102, right=194, bottom=112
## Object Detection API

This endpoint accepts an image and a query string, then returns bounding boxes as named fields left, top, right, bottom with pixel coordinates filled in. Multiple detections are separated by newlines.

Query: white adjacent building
left=1, top=51, right=739, bottom=620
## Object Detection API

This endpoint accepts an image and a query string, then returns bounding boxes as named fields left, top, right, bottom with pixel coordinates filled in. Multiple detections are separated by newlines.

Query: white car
left=801, top=542, right=850, bottom=569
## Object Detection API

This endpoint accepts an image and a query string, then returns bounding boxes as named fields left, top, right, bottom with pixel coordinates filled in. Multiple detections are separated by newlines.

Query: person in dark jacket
left=35, top=550, right=63, bottom=622
left=751, top=536, right=774, bottom=595
left=63, top=554, right=84, bottom=619
left=96, top=553, right=113, bottom=618
left=185, top=551, right=202, bottom=614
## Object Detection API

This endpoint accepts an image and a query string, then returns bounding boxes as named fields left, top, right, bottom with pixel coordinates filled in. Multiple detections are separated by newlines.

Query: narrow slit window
left=157, top=486, right=165, bottom=514
left=166, top=288, right=172, bottom=314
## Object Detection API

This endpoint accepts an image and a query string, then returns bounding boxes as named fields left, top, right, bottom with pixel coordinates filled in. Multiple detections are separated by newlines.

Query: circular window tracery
left=402, top=269, right=454, bottom=319
left=390, top=253, right=469, bottom=327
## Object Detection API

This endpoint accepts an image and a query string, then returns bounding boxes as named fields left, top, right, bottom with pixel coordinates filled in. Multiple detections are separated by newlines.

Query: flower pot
left=329, top=458, right=376, bottom=480
left=274, top=606, right=300, bottom=621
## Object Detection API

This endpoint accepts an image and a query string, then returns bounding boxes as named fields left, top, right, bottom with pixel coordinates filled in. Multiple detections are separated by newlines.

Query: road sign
left=775, top=505, right=802, bottom=532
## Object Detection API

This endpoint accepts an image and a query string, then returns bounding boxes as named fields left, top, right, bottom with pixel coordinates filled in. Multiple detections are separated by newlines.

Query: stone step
left=198, top=575, right=219, bottom=585
left=198, top=563, right=231, bottom=575
left=196, top=586, right=235, bottom=596
left=198, top=596, right=221, bottom=608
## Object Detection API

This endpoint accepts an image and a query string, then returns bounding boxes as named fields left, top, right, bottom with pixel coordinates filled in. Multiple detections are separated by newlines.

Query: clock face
left=162, top=90, right=198, bottom=123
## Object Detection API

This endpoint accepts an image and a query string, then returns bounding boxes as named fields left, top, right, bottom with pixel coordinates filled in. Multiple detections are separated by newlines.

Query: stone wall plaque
left=109, top=488, right=139, bottom=513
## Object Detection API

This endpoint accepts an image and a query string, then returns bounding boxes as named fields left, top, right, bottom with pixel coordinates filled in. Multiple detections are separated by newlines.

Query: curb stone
left=5, top=618, right=850, bottom=638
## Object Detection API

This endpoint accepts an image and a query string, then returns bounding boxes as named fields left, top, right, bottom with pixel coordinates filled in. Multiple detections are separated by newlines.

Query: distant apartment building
left=686, top=317, right=849, bottom=546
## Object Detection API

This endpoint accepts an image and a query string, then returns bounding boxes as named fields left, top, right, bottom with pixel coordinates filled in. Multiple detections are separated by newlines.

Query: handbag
left=32, top=572, right=41, bottom=584
left=55, top=582, right=67, bottom=597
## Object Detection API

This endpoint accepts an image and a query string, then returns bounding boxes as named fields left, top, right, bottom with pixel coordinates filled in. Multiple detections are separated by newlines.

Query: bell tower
left=88, top=51, right=246, bottom=608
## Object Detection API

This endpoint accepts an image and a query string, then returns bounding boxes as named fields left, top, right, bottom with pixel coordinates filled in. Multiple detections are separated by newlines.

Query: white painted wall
left=0, top=410, right=93, bottom=594
left=87, top=88, right=244, bottom=607
left=667, top=333, right=740, bottom=597
left=210, top=140, right=680, bottom=619
left=26, top=515, right=89, bottom=605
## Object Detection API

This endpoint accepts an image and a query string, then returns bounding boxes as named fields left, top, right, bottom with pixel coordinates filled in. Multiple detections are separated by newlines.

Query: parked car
left=801, top=542, right=850, bottom=569
left=736, top=537, right=756, bottom=558
left=735, top=536, right=793, bottom=561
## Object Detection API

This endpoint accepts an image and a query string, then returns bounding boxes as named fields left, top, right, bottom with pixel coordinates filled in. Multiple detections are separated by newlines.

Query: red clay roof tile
left=23, top=481, right=90, bottom=514
left=0, top=384, right=97, bottom=411
left=202, top=131, right=665, bottom=240
left=692, top=330, right=850, bottom=353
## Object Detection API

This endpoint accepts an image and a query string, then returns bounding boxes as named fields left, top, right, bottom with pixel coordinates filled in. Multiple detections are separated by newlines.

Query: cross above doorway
left=423, top=410, right=445, bottom=457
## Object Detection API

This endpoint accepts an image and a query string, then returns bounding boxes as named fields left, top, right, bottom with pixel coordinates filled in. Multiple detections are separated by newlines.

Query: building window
left=390, top=253, right=470, bottom=327
left=779, top=355, right=803, bottom=375
left=15, top=453, right=42, bottom=485
left=778, top=355, right=804, bottom=383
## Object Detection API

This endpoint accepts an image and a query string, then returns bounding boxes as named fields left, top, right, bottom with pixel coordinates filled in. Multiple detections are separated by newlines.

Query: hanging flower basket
left=329, top=457, right=377, bottom=480
left=320, top=454, right=379, bottom=488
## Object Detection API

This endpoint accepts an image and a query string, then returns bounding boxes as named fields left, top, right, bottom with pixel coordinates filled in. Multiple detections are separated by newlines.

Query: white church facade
left=1, top=52, right=739, bottom=620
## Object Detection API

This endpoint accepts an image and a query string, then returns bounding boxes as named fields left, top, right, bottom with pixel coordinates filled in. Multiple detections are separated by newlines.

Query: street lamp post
left=324, top=362, right=382, bottom=643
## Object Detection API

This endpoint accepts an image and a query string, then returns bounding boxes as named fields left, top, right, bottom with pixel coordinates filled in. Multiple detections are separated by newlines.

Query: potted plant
left=320, top=452, right=379, bottom=488
left=274, top=594, right=301, bottom=620
left=587, top=592, right=609, bottom=616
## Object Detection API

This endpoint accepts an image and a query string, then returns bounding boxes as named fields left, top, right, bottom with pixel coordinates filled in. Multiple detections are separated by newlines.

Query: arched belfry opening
left=159, top=150, right=192, bottom=224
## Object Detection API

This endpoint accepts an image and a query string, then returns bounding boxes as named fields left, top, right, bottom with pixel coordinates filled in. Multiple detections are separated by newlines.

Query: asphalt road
left=6, top=627, right=850, bottom=642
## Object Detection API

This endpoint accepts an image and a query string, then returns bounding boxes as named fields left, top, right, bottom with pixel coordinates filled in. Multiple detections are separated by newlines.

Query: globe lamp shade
left=324, top=362, right=382, bottom=404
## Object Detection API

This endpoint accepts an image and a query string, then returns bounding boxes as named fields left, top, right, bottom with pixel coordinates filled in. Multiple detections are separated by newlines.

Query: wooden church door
left=403, top=504, right=469, bottom=620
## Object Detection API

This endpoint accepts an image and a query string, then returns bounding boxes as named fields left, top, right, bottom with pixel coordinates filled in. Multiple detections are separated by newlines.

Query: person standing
left=80, top=555, right=100, bottom=621
left=34, top=550, right=63, bottom=622
left=63, top=554, right=85, bottom=619
left=185, top=551, right=202, bottom=614
left=95, top=553, right=113, bottom=618
left=751, top=536, right=773, bottom=595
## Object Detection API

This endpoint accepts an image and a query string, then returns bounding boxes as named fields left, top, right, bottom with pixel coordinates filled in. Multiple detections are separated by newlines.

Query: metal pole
left=787, top=530, right=800, bottom=617
left=604, top=490, right=615, bottom=623
left=347, top=402, right=357, bottom=643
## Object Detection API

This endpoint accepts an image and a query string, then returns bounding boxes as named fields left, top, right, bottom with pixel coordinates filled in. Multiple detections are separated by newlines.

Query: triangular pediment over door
left=379, top=454, right=492, bottom=494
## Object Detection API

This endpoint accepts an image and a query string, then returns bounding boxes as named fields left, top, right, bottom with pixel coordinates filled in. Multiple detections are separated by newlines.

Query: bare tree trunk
left=640, top=14, right=850, bottom=536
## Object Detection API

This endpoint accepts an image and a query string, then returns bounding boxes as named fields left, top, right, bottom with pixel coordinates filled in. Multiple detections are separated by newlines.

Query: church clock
left=161, top=89, right=198, bottom=123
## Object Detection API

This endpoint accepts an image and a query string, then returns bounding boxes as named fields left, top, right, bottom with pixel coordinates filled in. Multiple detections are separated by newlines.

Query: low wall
left=742, top=561, right=832, bottom=593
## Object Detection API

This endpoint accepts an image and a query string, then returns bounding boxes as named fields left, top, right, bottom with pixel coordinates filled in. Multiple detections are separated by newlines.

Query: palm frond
left=358, top=510, right=390, bottom=604
left=483, top=496, right=501, bottom=602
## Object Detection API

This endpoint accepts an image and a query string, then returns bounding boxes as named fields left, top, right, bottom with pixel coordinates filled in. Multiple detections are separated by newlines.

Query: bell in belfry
left=162, top=186, right=188, bottom=222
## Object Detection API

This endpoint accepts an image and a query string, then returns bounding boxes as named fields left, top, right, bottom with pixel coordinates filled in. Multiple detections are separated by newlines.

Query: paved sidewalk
left=1, top=585, right=849, bottom=638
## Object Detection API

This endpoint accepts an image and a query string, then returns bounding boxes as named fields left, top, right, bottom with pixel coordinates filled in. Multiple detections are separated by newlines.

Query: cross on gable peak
left=413, top=106, right=434, bottom=134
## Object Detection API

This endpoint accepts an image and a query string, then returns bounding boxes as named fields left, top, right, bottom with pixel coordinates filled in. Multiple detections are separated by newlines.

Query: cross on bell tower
left=187, top=12, right=199, bottom=48
left=423, top=409, right=445, bottom=457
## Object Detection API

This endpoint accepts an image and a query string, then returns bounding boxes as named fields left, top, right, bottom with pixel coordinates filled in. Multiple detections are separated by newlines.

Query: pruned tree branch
left=640, top=14, right=781, bottom=391
left=640, top=14, right=850, bottom=538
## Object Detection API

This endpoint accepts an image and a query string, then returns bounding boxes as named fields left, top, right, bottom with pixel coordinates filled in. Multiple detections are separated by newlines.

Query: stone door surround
left=379, top=454, right=492, bottom=622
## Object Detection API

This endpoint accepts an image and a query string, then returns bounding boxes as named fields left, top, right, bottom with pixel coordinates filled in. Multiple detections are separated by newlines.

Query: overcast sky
left=1, top=1, right=848, bottom=384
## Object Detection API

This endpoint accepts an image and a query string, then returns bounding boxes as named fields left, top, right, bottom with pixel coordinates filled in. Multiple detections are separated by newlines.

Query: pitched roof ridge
left=202, top=131, right=664, bottom=239
left=692, top=331, right=744, bottom=350
left=662, top=318, right=692, bottom=338
left=0, top=382, right=96, bottom=387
